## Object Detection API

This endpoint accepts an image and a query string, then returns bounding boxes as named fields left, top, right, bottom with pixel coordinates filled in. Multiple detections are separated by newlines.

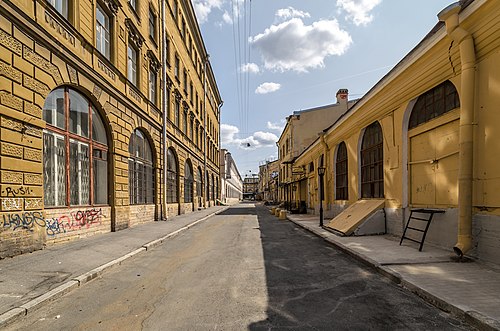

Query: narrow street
left=7, top=203, right=472, bottom=330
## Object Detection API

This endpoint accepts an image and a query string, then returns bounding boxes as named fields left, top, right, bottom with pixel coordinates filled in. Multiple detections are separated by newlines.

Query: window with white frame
left=48, top=0, right=68, bottom=19
left=127, top=41, right=138, bottom=85
left=96, top=3, right=111, bottom=60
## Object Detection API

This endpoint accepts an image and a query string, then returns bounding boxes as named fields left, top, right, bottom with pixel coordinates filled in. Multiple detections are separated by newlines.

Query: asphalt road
left=6, top=203, right=472, bottom=330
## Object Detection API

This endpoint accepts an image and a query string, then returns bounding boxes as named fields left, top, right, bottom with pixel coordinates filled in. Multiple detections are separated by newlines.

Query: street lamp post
left=318, top=166, right=326, bottom=227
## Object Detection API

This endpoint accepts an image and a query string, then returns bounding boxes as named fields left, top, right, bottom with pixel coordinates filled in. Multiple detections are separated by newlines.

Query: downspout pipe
left=438, top=2, right=476, bottom=257
left=203, top=55, right=209, bottom=208
left=217, top=100, right=224, bottom=203
left=160, top=0, right=167, bottom=221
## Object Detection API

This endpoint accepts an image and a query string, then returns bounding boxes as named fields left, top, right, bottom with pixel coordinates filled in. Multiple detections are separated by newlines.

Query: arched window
left=166, top=148, right=178, bottom=203
left=43, top=87, right=108, bottom=207
left=211, top=174, right=215, bottom=201
left=335, top=142, right=348, bottom=200
left=360, top=122, right=384, bottom=198
left=206, top=171, right=210, bottom=200
left=184, top=161, right=193, bottom=203
left=129, top=129, right=155, bottom=204
left=197, top=167, right=203, bottom=197
left=409, top=80, right=460, bottom=129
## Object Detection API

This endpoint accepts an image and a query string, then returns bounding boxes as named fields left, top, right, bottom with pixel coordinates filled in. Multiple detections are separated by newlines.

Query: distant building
left=220, top=149, right=242, bottom=205
left=258, top=160, right=280, bottom=204
left=289, top=0, right=500, bottom=265
left=243, top=177, right=259, bottom=200
left=277, top=89, right=357, bottom=210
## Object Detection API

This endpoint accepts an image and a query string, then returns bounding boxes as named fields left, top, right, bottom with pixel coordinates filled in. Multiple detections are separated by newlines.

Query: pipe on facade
left=203, top=55, right=209, bottom=208
left=160, top=0, right=168, bottom=220
left=217, top=101, right=224, bottom=203
left=438, top=2, right=476, bottom=257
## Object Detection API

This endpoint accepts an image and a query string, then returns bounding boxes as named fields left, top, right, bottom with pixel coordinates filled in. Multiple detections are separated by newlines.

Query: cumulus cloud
left=255, top=82, right=281, bottom=94
left=250, top=18, right=352, bottom=72
left=192, top=0, right=224, bottom=24
left=336, top=0, right=382, bottom=26
left=275, top=7, right=310, bottom=21
left=221, top=124, right=278, bottom=150
left=240, top=63, right=260, bottom=74
left=222, top=10, right=232, bottom=24
left=266, top=120, right=285, bottom=131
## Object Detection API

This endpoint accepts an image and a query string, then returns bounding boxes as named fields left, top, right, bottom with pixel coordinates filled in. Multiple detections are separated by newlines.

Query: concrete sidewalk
left=285, top=213, right=500, bottom=331
left=0, top=205, right=228, bottom=327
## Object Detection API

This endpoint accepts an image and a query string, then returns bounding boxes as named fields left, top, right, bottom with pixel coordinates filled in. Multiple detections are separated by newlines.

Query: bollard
left=279, top=209, right=287, bottom=220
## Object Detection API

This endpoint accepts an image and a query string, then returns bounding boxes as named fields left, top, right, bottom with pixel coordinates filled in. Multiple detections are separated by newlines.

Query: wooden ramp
left=325, top=199, right=385, bottom=236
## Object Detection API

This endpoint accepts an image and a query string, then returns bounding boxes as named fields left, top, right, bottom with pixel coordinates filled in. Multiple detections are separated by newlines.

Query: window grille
left=360, top=122, right=384, bottom=198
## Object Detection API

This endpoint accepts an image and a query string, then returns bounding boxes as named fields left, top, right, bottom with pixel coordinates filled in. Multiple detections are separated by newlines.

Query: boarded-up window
left=335, top=142, right=348, bottom=200
left=360, top=122, right=384, bottom=198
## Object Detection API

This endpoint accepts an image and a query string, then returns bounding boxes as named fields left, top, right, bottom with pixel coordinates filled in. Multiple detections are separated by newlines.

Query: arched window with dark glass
left=335, top=142, right=348, bottom=200
left=197, top=167, right=203, bottom=198
left=184, top=161, right=193, bottom=203
left=129, top=129, right=155, bottom=204
left=360, top=122, right=384, bottom=198
left=166, top=148, right=178, bottom=203
left=206, top=171, right=210, bottom=200
left=409, top=80, right=460, bottom=129
left=211, top=174, right=215, bottom=201
left=43, top=87, right=109, bottom=207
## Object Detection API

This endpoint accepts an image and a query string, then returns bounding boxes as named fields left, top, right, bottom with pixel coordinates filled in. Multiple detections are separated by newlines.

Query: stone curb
left=286, top=215, right=500, bottom=331
left=0, top=207, right=228, bottom=328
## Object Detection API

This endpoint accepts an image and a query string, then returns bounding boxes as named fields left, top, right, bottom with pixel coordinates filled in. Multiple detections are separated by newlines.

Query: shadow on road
left=246, top=203, right=471, bottom=330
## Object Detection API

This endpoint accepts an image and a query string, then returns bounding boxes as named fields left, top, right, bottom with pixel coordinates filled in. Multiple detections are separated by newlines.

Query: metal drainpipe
left=217, top=101, right=223, bottom=203
left=203, top=55, right=209, bottom=208
left=438, top=2, right=476, bottom=257
left=160, top=0, right=167, bottom=221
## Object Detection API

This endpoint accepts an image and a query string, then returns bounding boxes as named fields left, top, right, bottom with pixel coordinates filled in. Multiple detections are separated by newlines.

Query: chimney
left=336, top=89, right=348, bottom=104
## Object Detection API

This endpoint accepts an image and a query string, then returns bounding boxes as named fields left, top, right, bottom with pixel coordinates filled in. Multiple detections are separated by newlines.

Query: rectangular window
left=149, top=68, right=157, bottom=104
left=165, top=38, right=170, bottom=65
left=183, top=70, right=188, bottom=93
left=183, top=110, right=187, bottom=133
left=174, top=99, right=180, bottom=127
left=174, top=55, right=179, bottom=79
left=93, top=149, right=108, bottom=204
left=181, top=18, right=186, bottom=39
left=43, top=131, right=67, bottom=207
left=149, top=8, right=156, bottom=42
left=96, top=4, right=111, bottom=60
left=127, top=42, right=138, bottom=85
left=70, top=140, right=90, bottom=206
left=129, top=0, right=136, bottom=11
left=48, top=0, right=68, bottom=18
left=190, top=83, right=194, bottom=104
left=173, top=0, right=178, bottom=22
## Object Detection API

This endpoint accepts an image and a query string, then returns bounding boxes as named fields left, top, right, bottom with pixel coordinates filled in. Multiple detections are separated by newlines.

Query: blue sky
left=192, top=0, right=454, bottom=178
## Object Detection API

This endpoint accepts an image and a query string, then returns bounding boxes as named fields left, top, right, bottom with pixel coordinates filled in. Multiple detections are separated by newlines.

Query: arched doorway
left=407, top=80, right=460, bottom=207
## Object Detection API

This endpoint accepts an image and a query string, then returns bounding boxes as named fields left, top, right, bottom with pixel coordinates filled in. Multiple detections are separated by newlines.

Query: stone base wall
left=129, top=204, right=155, bottom=227
left=44, top=206, right=112, bottom=244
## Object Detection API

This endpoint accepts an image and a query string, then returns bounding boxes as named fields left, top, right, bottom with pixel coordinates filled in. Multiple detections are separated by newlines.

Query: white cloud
left=275, top=7, right=310, bottom=21
left=221, top=124, right=278, bottom=150
left=222, top=10, right=232, bottom=24
left=336, top=0, right=382, bottom=26
left=266, top=120, right=285, bottom=131
left=192, top=0, right=224, bottom=24
left=250, top=18, right=352, bottom=72
left=255, top=82, right=281, bottom=94
left=240, top=63, right=260, bottom=74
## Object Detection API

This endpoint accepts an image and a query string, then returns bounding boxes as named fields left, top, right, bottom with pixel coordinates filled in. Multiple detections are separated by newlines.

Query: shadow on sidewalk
left=246, top=205, right=471, bottom=330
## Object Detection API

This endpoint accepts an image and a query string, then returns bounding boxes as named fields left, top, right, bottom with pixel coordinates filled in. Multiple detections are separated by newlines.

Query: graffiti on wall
left=45, top=208, right=104, bottom=236
left=1, top=208, right=105, bottom=236
left=1, top=211, right=45, bottom=231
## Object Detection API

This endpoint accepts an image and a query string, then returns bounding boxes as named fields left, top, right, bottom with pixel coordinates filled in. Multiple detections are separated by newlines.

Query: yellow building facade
left=291, top=0, right=500, bottom=264
left=0, top=0, right=221, bottom=258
